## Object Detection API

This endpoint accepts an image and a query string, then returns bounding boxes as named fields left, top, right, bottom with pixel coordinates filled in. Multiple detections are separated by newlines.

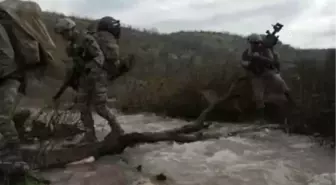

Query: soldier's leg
left=250, top=74, right=266, bottom=123
left=77, top=81, right=96, bottom=142
left=92, top=76, right=124, bottom=135
left=271, top=72, right=295, bottom=106
left=0, top=79, right=29, bottom=174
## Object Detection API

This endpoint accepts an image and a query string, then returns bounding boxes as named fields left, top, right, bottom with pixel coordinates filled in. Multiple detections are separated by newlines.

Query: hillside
left=30, top=12, right=326, bottom=110
left=31, top=12, right=326, bottom=110
left=24, top=11, right=334, bottom=143
left=41, top=12, right=330, bottom=68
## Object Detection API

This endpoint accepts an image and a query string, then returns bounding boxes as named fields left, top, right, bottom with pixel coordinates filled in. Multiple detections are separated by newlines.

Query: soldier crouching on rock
left=54, top=18, right=125, bottom=144
left=241, top=34, right=293, bottom=124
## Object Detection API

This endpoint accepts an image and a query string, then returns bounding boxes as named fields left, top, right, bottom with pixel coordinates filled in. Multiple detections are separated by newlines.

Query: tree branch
left=20, top=81, right=243, bottom=170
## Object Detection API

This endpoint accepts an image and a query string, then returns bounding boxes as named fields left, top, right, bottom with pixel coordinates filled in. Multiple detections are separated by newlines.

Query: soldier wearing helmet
left=0, top=0, right=58, bottom=174
left=93, top=16, right=125, bottom=80
left=241, top=33, right=291, bottom=124
left=54, top=17, right=124, bottom=143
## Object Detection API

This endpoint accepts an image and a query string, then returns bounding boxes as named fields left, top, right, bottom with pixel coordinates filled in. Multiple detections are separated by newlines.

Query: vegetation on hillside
left=36, top=12, right=334, bottom=144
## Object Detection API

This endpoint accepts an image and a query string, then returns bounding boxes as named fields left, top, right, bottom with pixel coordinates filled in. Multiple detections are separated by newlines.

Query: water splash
left=36, top=110, right=334, bottom=185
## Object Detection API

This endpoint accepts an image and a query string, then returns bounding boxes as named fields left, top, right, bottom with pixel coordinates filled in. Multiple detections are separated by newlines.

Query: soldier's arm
left=83, top=34, right=105, bottom=67
left=105, top=40, right=121, bottom=67
left=250, top=48, right=275, bottom=64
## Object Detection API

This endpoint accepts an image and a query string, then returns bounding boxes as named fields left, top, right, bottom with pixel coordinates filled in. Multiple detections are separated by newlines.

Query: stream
left=28, top=109, right=335, bottom=185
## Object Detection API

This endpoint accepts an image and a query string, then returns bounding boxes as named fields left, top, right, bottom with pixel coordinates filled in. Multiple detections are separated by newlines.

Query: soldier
left=0, top=0, right=57, bottom=174
left=94, top=16, right=125, bottom=80
left=87, top=16, right=134, bottom=81
left=54, top=18, right=124, bottom=143
left=241, top=34, right=292, bottom=124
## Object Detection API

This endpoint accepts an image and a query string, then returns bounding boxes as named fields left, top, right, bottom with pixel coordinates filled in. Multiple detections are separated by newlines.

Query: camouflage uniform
left=0, top=0, right=57, bottom=173
left=241, top=34, right=290, bottom=122
left=61, top=27, right=123, bottom=142
left=93, top=30, right=121, bottom=79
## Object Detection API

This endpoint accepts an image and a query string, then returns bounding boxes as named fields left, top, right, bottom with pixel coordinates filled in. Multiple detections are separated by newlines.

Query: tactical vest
left=242, top=48, right=276, bottom=75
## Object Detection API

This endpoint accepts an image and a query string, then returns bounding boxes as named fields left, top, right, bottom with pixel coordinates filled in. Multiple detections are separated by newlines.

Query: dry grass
left=29, top=11, right=335, bottom=143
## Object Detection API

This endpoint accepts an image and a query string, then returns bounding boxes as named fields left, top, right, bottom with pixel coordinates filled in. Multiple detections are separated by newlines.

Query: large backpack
left=91, top=30, right=134, bottom=81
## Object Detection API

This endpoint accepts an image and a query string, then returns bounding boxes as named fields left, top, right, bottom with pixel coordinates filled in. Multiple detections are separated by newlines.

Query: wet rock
left=155, top=173, right=167, bottom=181
left=136, top=165, right=142, bottom=172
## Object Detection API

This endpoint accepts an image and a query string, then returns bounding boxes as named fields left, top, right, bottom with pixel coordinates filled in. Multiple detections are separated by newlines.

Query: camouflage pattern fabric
left=242, top=47, right=289, bottom=109
left=93, top=31, right=121, bottom=79
left=70, top=31, right=123, bottom=141
left=0, top=79, right=29, bottom=173
left=0, top=0, right=56, bottom=51
left=0, top=0, right=58, bottom=174
left=0, top=0, right=63, bottom=80
left=0, top=24, right=16, bottom=79
left=0, top=23, right=29, bottom=173
left=0, top=79, right=20, bottom=145
left=248, top=70, right=289, bottom=109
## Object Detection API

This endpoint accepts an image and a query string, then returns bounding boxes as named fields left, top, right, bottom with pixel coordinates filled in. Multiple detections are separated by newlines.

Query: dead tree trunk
left=20, top=80, right=244, bottom=170
left=21, top=100, right=218, bottom=170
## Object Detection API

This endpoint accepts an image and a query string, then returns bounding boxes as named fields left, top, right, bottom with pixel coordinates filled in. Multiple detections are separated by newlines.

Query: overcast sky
left=34, top=0, right=335, bottom=49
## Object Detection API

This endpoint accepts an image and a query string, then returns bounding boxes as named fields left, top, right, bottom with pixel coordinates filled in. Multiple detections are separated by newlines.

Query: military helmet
left=54, top=18, right=76, bottom=34
left=97, top=16, right=121, bottom=39
left=247, top=34, right=263, bottom=43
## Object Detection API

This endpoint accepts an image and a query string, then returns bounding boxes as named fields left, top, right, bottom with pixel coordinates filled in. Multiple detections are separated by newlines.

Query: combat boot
left=110, top=122, right=125, bottom=136
left=106, top=115, right=124, bottom=135
left=79, top=130, right=97, bottom=144
left=107, top=119, right=125, bottom=139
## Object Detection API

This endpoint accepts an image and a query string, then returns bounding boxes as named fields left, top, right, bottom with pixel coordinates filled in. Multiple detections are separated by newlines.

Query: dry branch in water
left=20, top=81, right=243, bottom=170
left=21, top=109, right=214, bottom=169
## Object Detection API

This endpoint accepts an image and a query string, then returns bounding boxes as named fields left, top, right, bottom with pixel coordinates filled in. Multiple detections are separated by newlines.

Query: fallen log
left=19, top=81, right=242, bottom=170
left=20, top=99, right=218, bottom=169
left=22, top=131, right=218, bottom=170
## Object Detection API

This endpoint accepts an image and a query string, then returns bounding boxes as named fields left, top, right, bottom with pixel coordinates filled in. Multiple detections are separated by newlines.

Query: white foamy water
left=35, top=110, right=335, bottom=185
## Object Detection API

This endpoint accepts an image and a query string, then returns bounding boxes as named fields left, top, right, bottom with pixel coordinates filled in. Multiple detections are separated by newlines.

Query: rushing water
left=35, top=110, right=335, bottom=185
